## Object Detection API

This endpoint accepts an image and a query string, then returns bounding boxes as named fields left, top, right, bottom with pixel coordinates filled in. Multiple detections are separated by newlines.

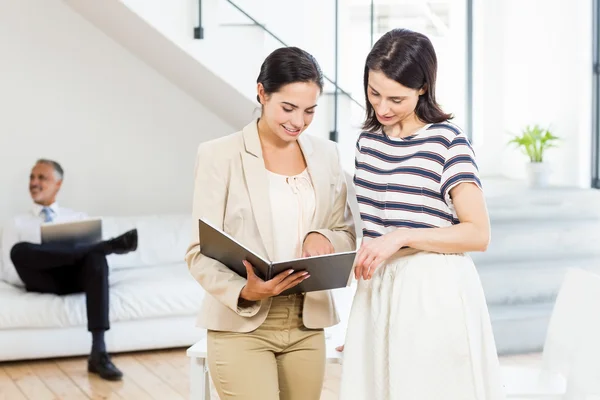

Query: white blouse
left=267, top=168, right=316, bottom=262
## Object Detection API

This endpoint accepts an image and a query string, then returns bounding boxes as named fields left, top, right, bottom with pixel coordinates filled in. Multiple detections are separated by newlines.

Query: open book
left=198, top=218, right=357, bottom=295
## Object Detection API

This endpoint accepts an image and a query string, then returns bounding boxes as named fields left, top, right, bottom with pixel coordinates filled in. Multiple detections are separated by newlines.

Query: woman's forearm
left=402, top=223, right=490, bottom=254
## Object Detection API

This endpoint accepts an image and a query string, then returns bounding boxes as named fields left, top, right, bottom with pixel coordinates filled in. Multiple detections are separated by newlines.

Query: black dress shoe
left=88, top=352, right=123, bottom=381
left=107, top=229, right=138, bottom=255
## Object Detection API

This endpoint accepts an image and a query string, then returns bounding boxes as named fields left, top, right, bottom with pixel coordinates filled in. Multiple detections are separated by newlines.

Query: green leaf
left=507, top=124, right=559, bottom=162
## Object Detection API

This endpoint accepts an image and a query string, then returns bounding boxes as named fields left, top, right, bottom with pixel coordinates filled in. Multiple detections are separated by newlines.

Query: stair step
left=472, top=219, right=600, bottom=263
left=485, top=181, right=600, bottom=223
left=489, top=302, right=554, bottom=355
left=478, top=258, right=600, bottom=306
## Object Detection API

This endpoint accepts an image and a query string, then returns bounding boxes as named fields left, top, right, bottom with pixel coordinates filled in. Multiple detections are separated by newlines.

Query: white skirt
left=338, top=251, right=506, bottom=400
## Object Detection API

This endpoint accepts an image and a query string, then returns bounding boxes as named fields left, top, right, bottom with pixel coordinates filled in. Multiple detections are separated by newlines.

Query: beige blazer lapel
left=241, top=121, right=275, bottom=261
left=298, top=136, right=339, bottom=328
left=299, top=135, right=330, bottom=230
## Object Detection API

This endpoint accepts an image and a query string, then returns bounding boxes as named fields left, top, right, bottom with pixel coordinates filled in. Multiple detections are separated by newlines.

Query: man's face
left=29, top=163, right=62, bottom=206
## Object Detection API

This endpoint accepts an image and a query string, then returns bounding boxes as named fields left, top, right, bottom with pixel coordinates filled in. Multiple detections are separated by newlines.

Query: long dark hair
left=256, top=47, right=324, bottom=103
left=363, top=29, right=452, bottom=132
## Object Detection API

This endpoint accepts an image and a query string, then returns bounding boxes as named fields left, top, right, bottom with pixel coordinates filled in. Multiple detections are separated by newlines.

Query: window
left=593, top=0, right=600, bottom=188
left=343, top=0, right=471, bottom=136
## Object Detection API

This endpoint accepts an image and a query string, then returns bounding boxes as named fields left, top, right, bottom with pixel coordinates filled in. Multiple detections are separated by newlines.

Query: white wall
left=0, top=0, right=235, bottom=223
left=213, top=0, right=341, bottom=94
left=344, top=1, right=469, bottom=128
left=474, top=0, right=593, bottom=187
left=119, top=0, right=261, bottom=101
left=472, top=0, right=506, bottom=176
left=119, top=0, right=344, bottom=144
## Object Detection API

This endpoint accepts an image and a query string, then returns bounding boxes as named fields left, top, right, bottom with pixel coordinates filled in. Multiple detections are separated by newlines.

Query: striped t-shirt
left=354, top=122, right=481, bottom=239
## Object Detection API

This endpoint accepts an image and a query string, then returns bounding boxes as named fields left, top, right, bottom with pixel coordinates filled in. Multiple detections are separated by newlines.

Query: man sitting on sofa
left=0, top=159, right=138, bottom=381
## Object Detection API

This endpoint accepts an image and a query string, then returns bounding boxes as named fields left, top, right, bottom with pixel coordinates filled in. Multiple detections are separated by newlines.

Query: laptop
left=41, top=218, right=103, bottom=246
left=198, top=218, right=357, bottom=295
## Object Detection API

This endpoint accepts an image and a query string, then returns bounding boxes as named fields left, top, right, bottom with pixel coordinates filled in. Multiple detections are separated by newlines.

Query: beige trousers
left=207, top=294, right=326, bottom=400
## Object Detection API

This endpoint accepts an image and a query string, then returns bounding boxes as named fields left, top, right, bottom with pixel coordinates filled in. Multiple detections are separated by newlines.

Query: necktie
left=41, top=207, right=54, bottom=223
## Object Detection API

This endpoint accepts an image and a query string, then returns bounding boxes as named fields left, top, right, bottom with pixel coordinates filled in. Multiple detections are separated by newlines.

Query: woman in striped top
left=339, top=29, right=505, bottom=399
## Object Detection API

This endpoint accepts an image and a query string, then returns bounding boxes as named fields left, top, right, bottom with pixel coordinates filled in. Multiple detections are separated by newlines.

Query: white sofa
left=0, top=213, right=356, bottom=362
left=0, top=214, right=207, bottom=362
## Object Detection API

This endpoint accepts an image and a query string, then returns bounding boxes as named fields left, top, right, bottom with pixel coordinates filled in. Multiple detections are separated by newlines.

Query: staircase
left=64, top=0, right=365, bottom=170
left=63, top=0, right=256, bottom=129
left=476, top=179, right=600, bottom=354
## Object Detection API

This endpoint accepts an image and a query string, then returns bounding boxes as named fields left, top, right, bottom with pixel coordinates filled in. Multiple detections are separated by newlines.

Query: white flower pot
left=526, top=162, right=550, bottom=188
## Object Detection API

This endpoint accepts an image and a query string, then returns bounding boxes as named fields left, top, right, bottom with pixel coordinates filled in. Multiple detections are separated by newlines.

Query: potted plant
left=508, top=125, right=559, bottom=188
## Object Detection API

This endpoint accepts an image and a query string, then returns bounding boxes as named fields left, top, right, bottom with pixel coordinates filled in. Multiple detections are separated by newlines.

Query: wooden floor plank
left=0, top=367, right=27, bottom=400
left=1, top=347, right=543, bottom=400
left=56, top=358, right=123, bottom=400
left=112, top=355, right=185, bottom=400
left=149, top=349, right=189, bottom=376
left=102, top=354, right=156, bottom=400
left=29, top=360, right=88, bottom=400
left=134, top=352, right=188, bottom=397
left=321, top=364, right=342, bottom=400
left=3, top=363, right=56, bottom=400
left=158, top=349, right=189, bottom=378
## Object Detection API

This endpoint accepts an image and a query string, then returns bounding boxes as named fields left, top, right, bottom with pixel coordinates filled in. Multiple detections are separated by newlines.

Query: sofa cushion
left=0, top=262, right=203, bottom=329
left=102, top=214, right=193, bottom=270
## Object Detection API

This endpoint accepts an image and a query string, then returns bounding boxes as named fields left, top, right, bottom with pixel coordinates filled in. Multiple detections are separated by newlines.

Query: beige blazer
left=185, top=120, right=357, bottom=332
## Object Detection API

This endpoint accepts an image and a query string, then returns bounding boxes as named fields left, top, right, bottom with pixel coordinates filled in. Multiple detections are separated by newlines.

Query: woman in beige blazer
left=185, top=47, right=356, bottom=400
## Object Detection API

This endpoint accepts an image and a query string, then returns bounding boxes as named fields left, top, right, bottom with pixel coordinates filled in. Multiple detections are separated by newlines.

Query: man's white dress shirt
left=1, top=203, right=87, bottom=287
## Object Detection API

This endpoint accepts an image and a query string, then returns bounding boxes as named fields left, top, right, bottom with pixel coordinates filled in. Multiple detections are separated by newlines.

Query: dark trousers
left=10, top=242, right=109, bottom=332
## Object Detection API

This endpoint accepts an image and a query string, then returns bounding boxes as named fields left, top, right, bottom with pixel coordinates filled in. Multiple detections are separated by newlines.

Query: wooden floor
left=0, top=349, right=542, bottom=400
